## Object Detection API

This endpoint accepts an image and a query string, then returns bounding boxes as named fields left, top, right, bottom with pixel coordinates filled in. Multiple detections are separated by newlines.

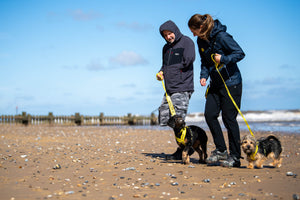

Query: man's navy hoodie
left=159, top=20, right=195, bottom=94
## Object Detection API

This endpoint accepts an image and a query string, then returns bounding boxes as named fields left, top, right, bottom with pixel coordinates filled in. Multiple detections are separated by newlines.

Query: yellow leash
left=157, top=72, right=176, bottom=116
left=211, top=54, right=257, bottom=159
left=157, top=72, right=189, bottom=146
left=250, top=145, right=259, bottom=161
left=210, top=54, right=254, bottom=137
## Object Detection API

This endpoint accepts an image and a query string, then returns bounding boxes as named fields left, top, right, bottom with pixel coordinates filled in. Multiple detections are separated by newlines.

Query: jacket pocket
left=168, top=48, right=184, bottom=66
left=210, top=66, right=230, bottom=85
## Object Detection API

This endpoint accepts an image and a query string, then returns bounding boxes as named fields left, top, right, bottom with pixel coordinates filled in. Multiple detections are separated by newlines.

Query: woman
left=188, top=14, right=245, bottom=168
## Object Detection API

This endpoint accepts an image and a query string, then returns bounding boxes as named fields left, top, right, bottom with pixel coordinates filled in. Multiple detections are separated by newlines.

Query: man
left=156, top=20, right=195, bottom=160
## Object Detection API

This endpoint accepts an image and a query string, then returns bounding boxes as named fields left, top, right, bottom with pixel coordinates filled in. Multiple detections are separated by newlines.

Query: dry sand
left=0, top=125, right=299, bottom=200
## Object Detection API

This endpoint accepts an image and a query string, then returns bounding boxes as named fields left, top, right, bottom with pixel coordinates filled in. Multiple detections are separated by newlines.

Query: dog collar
left=250, top=144, right=258, bottom=161
left=176, top=126, right=187, bottom=145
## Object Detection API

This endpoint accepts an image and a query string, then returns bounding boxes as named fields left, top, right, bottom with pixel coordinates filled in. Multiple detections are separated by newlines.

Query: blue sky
left=0, top=0, right=299, bottom=116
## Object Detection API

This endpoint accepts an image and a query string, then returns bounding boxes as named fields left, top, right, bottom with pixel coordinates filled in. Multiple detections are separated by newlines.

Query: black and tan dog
left=167, top=115, right=208, bottom=164
left=241, top=135, right=282, bottom=169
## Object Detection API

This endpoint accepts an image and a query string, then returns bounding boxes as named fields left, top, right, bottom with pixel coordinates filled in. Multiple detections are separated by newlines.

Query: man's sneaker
left=206, top=149, right=228, bottom=164
left=166, top=147, right=182, bottom=160
left=221, top=155, right=241, bottom=168
left=166, top=147, right=195, bottom=160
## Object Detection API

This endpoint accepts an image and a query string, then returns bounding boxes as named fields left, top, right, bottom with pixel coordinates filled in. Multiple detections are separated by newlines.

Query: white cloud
left=116, top=21, right=153, bottom=31
left=110, top=51, right=148, bottom=66
left=86, top=60, right=105, bottom=71
left=69, top=9, right=102, bottom=21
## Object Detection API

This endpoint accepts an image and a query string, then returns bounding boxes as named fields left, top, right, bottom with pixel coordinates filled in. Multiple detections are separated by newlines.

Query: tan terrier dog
left=241, top=135, right=282, bottom=169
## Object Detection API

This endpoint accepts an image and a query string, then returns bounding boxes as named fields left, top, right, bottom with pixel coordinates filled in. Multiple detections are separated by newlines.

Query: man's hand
left=156, top=71, right=164, bottom=81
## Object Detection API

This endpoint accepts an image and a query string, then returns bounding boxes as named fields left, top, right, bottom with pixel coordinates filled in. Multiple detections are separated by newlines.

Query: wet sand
left=0, top=125, right=299, bottom=200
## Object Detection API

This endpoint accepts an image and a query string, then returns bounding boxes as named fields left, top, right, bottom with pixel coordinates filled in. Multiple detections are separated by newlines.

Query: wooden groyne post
left=0, top=111, right=158, bottom=126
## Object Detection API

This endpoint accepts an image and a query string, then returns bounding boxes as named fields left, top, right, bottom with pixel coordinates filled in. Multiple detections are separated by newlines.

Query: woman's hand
left=200, top=78, right=207, bottom=86
left=214, top=53, right=222, bottom=64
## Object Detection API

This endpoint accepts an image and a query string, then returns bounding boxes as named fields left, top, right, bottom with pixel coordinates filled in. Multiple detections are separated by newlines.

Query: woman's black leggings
left=204, top=83, right=242, bottom=159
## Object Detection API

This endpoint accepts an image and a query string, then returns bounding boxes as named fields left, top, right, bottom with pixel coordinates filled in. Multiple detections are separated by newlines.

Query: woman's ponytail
left=188, top=14, right=214, bottom=40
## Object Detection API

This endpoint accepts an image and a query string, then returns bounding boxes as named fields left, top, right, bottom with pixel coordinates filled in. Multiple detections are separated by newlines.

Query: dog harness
left=176, top=126, right=187, bottom=145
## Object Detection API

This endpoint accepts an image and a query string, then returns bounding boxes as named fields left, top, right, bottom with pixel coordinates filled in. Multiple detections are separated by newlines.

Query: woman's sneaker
left=221, top=155, right=241, bottom=168
left=206, top=149, right=228, bottom=164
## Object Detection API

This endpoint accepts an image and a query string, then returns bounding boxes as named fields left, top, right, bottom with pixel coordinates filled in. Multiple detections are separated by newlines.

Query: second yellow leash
left=210, top=54, right=255, bottom=139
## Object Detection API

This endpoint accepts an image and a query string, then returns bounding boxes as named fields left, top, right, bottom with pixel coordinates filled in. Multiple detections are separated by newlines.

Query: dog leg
left=194, top=147, right=205, bottom=164
left=185, top=155, right=190, bottom=164
left=277, top=157, right=282, bottom=168
left=269, top=153, right=282, bottom=168
left=198, top=149, right=204, bottom=163
left=193, top=141, right=205, bottom=164
left=182, top=147, right=190, bottom=164
left=268, top=152, right=277, bottom=167
left=200, top=140, right=208, bottom=161
left=247, top=159, right=254, bottom=169
left=204, top=151, right=208, bottom=161
left=255, top=156, right=267, bottom=169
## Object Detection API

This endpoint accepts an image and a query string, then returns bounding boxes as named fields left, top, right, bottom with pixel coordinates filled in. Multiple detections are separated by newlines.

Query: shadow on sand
left=142, top=152, right=205, bottom=164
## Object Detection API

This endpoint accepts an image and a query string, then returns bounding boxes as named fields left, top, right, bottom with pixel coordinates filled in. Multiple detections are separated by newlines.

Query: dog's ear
left=240, top=135, right=248, bottom=145
left=241, top=135, right=256, bottom=145
left=241, top=135, right=247, bottom=141
left=248, top=135, right=256, bottom=143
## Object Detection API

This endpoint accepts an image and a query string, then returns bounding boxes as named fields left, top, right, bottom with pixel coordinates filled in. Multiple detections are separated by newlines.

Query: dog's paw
left=182, top=157, right=190, bottom=165
left=183, top=161, right=190, bottom=165
left=247, top=163, right=254, bottom=169
left=256, top=164, right=263, bottom=169
left=277, top=163, right=282, bottom=168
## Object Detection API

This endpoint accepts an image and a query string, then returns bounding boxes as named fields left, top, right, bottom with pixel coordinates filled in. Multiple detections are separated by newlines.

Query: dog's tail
left=199, top=128, right=208, bottom=160
left=266, top=135, right=280, bottom=143
left=266, top=135, right=282, bottom=158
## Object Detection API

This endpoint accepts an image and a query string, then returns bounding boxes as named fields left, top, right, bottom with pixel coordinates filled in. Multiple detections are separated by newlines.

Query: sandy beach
left=0, top=125, right=299, bottom=200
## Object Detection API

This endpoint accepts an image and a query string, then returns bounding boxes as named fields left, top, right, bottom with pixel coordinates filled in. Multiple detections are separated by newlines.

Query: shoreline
left=0, top=125, right=299, bottom=199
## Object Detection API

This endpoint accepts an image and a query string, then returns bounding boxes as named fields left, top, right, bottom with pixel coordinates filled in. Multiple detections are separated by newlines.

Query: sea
left=133, top=110, right=300, bottom=134
left=184, top=121, right=300, bottom=134
left=184, top=109, right=300, bottom=134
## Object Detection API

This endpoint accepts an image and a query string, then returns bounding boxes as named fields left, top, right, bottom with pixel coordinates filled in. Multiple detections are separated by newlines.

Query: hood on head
left=159, top=20, right=182, bottom=43
left=210, top=19, right=227, bottom=39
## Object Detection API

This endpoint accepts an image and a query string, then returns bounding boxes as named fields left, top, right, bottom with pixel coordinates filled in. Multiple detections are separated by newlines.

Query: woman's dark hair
left=188, top=14, right=214, bottom=40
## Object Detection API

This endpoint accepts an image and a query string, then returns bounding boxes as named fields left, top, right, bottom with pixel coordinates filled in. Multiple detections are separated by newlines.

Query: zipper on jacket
left=167, top=48, right=172, bottom=66
left=224, top=66, right=231, bottom=81
left=164, top=48, right=173, bottom=92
